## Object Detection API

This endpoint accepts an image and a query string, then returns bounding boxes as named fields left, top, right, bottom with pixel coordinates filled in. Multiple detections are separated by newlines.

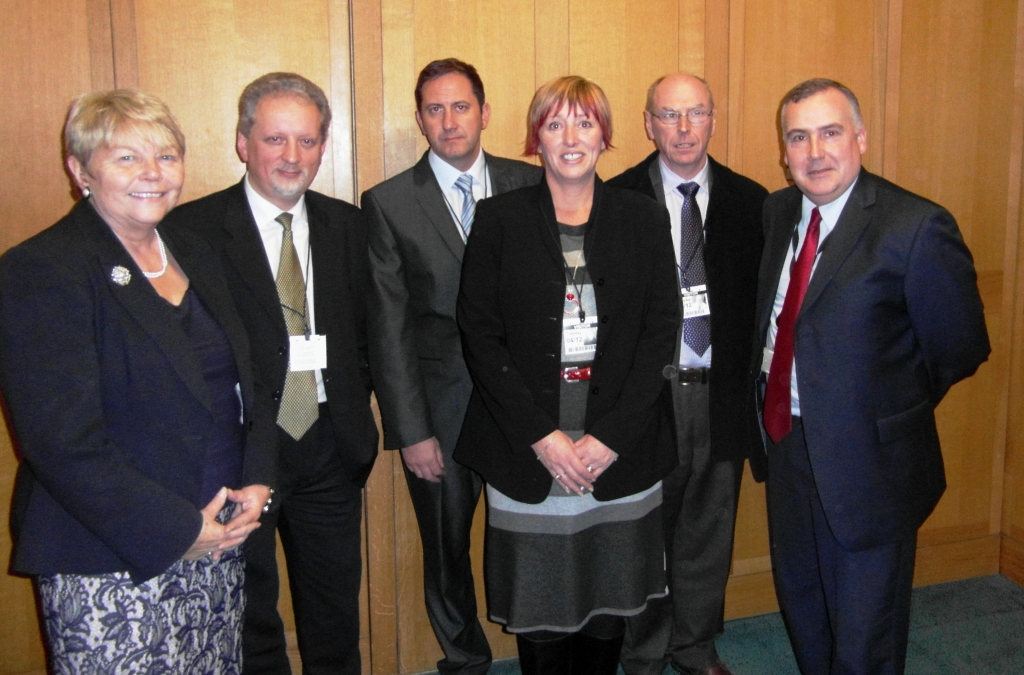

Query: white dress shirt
left=765, top=176, right=859, bottom=415
left=659, top=155, right=712, bottom=368
left=428, top=148, right=491, bottom=242
left=244, top=175, right=326, bottom=403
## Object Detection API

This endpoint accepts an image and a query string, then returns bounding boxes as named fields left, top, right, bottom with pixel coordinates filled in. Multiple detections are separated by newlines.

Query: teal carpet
left=466, top=575, right=1024, bottom=675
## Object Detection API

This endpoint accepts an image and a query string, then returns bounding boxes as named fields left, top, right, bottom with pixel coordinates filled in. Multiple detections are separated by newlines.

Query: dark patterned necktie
left=763, top=207, right=821, bottom=442
left=274, top=212, right=318, bottom=440
left=678, top=182, right=710, bottom=355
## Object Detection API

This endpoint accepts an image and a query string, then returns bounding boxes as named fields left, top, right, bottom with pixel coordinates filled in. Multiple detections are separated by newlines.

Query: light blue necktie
left=455, top=174, right=476, bottom=239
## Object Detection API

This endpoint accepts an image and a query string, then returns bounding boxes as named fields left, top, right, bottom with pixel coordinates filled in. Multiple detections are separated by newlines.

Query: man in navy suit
left=610, top=74, right=766, bottom=675
left=167, top=73, right=377, bottom=675
left=361, top=59, right=541, bottom=675
left=751, top=78, right=989, bottom=674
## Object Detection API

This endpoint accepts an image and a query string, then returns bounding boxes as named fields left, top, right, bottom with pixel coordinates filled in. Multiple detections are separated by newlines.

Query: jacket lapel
left=757, top=189, right=802, bottom=337
left=413, top=152, right=467, bottom=263
left=646, top=155, right=667, bottom=208
left=800, top=171, right=875, bottom=317
left=219, top=183, right=288, bottom=335
left=307, top=197, right=340, bottom=334
left=82, top=207, right=212, bottom=411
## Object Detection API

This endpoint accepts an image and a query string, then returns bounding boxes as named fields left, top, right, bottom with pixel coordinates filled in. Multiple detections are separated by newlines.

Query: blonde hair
left=64, top=90, right=185, bottom=167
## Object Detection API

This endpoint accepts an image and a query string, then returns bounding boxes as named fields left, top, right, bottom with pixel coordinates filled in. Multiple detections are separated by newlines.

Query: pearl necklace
left=142, top=232, right=169, bottom=279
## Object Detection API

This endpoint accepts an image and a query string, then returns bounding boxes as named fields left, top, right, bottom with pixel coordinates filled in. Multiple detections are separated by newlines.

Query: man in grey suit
left=361, top=58, right=542, bottom=675
left=609, top=74, right=766, bottom=675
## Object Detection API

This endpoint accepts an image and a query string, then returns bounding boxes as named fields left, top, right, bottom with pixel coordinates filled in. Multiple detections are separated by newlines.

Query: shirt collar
left=428, top=147, right=487, bottom=191
left=801, top=170, right=860, bottom=237
left=658, top=153, right=710, bottom=196
left=244, top=173, right=308, bottom=230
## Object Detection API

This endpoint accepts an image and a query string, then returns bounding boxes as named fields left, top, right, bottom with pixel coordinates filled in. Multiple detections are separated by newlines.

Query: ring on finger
left=587, top=465, right=593, bottom=472
left=555, top=473, right=562, bottom=480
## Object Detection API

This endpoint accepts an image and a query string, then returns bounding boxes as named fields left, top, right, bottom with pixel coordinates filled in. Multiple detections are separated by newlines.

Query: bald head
left=643, top=73, right=717, bottom=180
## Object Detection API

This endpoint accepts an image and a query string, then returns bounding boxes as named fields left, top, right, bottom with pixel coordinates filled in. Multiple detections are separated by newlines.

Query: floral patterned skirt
left=37, top=549, right=244, bottom=675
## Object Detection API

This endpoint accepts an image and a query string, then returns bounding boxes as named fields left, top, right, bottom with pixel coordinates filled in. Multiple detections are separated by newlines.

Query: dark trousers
left=621, top=378, right=742, bottom=675
left=243, top=407, right=363, bottom=675
left=403, top=446, right=491, bottom=675
left=767, top=416, right=917, bottom=675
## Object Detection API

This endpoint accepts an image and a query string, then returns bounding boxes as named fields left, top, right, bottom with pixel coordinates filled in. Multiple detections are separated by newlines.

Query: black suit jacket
left=166, top=181, right=378, bottom=487
left=608, top=152, right=767, bottom=472
left=362, top=151, right=543, bottom=453
left=454, top=179, right=680, bottom=504
left=0, top=201, right=275, bottom=582
left=751, top=169, right=990, bottom=550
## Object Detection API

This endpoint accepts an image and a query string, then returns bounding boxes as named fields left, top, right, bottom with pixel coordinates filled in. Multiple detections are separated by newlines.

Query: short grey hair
left=780, top=78, right=863, bottom=130
left=237, top=72, right=332, bottom=140
left=645, top=74, right=715, bottom=114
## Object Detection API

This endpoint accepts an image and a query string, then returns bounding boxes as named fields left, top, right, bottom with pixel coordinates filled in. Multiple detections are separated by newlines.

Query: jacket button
left=591, top=386, right=599, bottom=395
left=597, top=278, right=605, bottom=286
left=278, top=346, right=287, bottom=356
left=501, top=366, right=509, bottom=372
left=601, top=316, right=609, bottom=324
left=597, top=352, right=604, bottom=359
left=272, top=390, right=282, bottom=400
left=248, top=420, right=255, bottom=430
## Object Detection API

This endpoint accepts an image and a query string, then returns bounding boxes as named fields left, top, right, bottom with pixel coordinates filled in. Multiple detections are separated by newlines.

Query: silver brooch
left=110, top=266, right=132, bottom=286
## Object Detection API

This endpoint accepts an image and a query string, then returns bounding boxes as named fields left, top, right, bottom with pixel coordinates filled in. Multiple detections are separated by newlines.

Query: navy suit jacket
left=454, top=178, right=680, bottom=503
left=608, top=152, right=767, bottom=473
left=166, top=182, right=378, bottom=487
left=751, top=169, right=990, bottom=550
left=0, top=201, right=276, bottom=582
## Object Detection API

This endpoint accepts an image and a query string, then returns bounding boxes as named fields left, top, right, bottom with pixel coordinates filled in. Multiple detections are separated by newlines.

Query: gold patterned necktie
left=274, top=212, right=319, bottom=440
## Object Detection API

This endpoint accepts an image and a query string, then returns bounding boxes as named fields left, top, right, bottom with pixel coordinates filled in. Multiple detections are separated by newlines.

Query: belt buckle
left=561, top=366, right=591, bottom=381
left=677, top=367, right=707, bottom=385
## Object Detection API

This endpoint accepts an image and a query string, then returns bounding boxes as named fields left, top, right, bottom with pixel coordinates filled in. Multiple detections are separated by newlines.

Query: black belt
left=662, top=365, right=709, bottom=385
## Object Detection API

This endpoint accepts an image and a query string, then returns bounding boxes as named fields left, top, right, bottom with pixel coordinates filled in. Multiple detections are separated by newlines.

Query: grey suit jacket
left=362, top=151, right=542, bottom=452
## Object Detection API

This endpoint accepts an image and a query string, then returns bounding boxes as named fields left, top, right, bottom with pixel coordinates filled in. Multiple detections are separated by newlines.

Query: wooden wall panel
left=1002, top=0, right=1024, bottom=584
left=130, top=0, right=350, bottom=204
left=896, top=0, right=1015, bottom=543
left=0, top=2, right=100, bottom=673
left=738, top=0, right=879, bottom=192
left=569, top=0, right=685, bottom=178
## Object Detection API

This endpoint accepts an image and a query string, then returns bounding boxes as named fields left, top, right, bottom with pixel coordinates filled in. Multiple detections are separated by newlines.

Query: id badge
left=289, top=334, right=327, bottom=371
left=681, top=284, right=711, bottom=319
left=562, top=321, right=598, bottom=360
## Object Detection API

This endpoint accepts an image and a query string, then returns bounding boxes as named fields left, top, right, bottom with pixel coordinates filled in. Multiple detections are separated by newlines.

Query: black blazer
left=0, top=201, right=276, bottom=583
left=165, top=182, right=378, bottom=487
left=751, top=170, right=990, bottom=550
left=362, top=151, right=543, bottom=453
left=454, top=178, right=680, bottom=504
left=608, top=152, right=767, bottom=472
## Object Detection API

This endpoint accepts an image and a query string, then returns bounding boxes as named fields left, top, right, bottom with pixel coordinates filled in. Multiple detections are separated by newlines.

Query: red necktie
left=763, top=207, right=821, bottom=442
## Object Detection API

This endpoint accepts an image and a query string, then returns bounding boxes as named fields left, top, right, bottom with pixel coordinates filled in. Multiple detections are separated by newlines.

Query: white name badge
left=289, top=334, right=327, bottom=371
left=562, top=321, right=598, bottom=359
left=681, top=284, right=711, bottom=319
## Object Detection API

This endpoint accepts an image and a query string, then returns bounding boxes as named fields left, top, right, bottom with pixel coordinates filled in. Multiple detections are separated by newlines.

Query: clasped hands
left=182, top=484, right=272, bottom=562
left=533, top=430, right=618, bottom=496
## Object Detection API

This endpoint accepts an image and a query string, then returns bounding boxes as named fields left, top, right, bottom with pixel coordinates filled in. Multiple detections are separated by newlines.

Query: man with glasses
left=608, top=73, right=767, bottom=675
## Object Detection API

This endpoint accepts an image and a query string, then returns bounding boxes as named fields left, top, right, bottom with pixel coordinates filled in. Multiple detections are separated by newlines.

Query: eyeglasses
left=650, top=108, right=714, bottom=126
